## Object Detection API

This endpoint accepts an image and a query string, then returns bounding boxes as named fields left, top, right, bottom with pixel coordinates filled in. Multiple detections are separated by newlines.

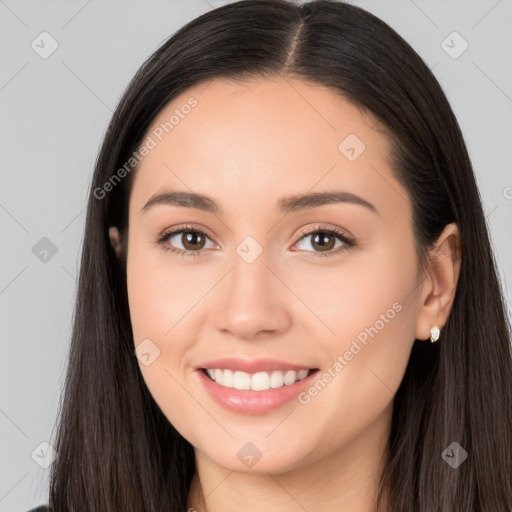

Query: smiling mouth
left=200, top=368, right=319, bottom=391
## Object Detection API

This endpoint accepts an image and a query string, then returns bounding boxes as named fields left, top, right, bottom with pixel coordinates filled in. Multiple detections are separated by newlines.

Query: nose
left=213, top=250, right=292, bottom=341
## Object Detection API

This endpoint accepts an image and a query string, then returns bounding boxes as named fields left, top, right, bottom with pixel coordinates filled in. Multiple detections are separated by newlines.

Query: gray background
left=1, top=0, right=511, bottom=510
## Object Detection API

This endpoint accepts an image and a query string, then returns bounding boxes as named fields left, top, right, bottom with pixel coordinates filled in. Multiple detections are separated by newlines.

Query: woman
left=30, top=0, right=512, bottom=510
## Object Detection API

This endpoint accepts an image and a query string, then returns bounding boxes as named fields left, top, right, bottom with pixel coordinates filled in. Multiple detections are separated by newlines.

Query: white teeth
left=222, top=369, right=234, bottom=388
left=204, top=368, right=311, bottom=391
left=251, top=372, right=270, bottom=391
left=297, top=369, right=309, bottom=380
left=284, top=370, right=296, bottom=385
left=270, top=370, right=284, bottom=388
left=214, top=369, right=224, bottom=386
left=233, top=371, right=251, bottom=390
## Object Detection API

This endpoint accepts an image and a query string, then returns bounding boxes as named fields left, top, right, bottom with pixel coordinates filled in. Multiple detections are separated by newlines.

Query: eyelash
left=156, top=223, right=355, bottom=259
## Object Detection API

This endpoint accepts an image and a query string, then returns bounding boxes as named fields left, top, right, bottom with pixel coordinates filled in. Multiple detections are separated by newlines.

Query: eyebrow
left=141, top=189, right=378, bottom=215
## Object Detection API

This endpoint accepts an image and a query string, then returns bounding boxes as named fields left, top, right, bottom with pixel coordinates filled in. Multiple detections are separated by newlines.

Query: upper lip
left=197, top=358, right=317, bottom=373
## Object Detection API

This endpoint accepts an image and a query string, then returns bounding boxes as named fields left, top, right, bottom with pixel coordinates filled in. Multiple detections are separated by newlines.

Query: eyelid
left=294, top=223, right=353, bottom=243
left=155, top=223, right=219, bottom=258
left=290, top=223, right=355, bottom=256
left=158, top=223, right=219, bottom=246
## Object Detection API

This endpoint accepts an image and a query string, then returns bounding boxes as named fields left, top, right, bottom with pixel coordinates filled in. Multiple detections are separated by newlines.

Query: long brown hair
left=48, top=1, right=512, bottom=510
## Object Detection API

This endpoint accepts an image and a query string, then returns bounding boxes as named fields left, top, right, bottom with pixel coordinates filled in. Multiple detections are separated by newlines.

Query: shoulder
left=27, top=506, right=49, bottom=512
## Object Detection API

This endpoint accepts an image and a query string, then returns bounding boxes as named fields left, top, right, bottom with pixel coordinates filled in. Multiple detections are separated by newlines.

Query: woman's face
left=125, top=76, right=427, bottom=473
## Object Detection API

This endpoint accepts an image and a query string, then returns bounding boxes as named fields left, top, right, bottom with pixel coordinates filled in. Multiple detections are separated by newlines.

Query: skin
left=110, top=76, right=461, bottom=512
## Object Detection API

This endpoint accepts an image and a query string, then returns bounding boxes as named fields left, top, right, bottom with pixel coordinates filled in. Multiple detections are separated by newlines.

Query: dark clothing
left=28, top=507, right=49, bottom=512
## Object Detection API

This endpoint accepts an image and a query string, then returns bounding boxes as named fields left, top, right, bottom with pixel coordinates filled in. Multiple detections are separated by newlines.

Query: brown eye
left=159, top=227, right=216, bottom=257
left=309, top=232, right=336, bottom=252
left=293, top=226, right=355, bottom=258
left=179, top=230, right=207, bottom=250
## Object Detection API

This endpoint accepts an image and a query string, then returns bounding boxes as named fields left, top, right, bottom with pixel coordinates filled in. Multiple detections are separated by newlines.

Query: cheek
left=283, top=242, right=417, bottom=351
left=293, top=242, right=418, bottom=408
left=126, top=234, right=211, bottom=345
left=293, top=292, right=416, bottom=460
left=126, top=238, right=206, bottom=439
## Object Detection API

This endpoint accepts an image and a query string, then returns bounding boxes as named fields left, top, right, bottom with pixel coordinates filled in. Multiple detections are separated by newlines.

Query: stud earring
left=429, top=325, right=441, bottom=343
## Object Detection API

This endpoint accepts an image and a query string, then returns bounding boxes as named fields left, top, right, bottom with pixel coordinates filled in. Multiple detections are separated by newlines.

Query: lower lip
left=195, top=369, right=318, bottom=414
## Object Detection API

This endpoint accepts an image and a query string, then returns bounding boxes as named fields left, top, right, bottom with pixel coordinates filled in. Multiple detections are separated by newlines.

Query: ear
left=109, top=226, right=122, bottom=259
left=414, top=222, right=461, bottom=341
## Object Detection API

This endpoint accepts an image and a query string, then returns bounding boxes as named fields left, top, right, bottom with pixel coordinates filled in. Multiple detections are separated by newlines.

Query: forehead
left=129, top=76, right=409, bottom=220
